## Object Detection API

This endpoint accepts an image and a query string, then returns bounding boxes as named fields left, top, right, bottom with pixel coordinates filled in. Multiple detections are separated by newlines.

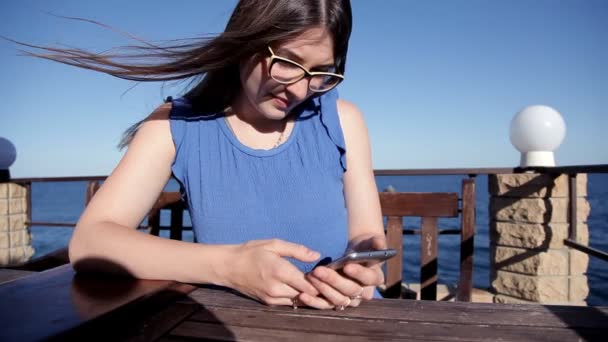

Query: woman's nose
left=284, top=77, right=310, bottom=101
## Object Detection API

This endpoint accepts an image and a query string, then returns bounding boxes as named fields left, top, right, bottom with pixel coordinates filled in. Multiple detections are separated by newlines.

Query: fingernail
left=309, top=250, right=320, bottom=258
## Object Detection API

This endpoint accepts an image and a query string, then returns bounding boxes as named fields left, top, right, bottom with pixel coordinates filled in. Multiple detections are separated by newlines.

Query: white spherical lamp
left=0, top=137, right=17, bottom=180
left=510, top=105, right=566, bottom=167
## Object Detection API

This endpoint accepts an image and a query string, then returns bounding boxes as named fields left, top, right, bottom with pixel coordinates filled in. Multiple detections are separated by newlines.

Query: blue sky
left=1, top=0, right=606, bottom=177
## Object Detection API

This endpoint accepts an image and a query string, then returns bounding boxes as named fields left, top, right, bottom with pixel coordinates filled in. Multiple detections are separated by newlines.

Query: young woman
left=25, top=0, right=386, bottom=310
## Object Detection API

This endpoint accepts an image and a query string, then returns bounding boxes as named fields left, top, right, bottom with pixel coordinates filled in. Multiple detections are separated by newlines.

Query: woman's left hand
left=298, top=234, right=387, bottom=310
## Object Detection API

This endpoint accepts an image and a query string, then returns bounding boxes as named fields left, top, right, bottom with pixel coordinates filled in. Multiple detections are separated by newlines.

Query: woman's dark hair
left=11, top=0, right=352, bottom=148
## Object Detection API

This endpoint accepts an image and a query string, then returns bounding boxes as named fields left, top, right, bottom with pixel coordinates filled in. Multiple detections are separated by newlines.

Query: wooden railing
left=8, top=165, right=608, bottom=263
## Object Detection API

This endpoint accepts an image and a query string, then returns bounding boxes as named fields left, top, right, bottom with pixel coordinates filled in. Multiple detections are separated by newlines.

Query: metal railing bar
left=568, top=175, right=578, bottom=241
left=564, top=239, right=608, bottom=262
left=385, top=228, right=461, bottom=235
left=8, top=164, right=607, bottom=183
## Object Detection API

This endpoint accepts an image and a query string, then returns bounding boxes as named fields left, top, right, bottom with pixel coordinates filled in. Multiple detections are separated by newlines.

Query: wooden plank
left=25, top=222, right=77, bottom=227
left=170, top=207, right=183, bottom=241
left=177, top=306, right=604, bottom=342
left=85, top=180, right=101, bottom=205
left=187, top=287, right=608, bottom=329
left=148, top=208, right=161, bottom=236
left=400, top=228, right=461, bottom=235
left=384, top=216, right=403, bottom=298
left=379, top=192, right=459, bottom=217
left=0, top=268, right=35, bottom=284
left=7, top=247, right=69, bottom=271
left=122, top=302, right=198, bottom=342
left=11, top=175, right=108, bottom=183
left=0, top=265, right=194, bottom=342
left=60, top=294, right=198, bottom=342
left=457, top=178, right=475, bottom=302
left=154, top=192, right=183, bottom=210
left=420, top=217, right=438, bottom=300
left=170, top=321, right=382, bottom=342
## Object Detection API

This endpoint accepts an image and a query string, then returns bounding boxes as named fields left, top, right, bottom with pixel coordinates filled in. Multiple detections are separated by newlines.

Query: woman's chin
left=260, top=104, right=290, bottom=120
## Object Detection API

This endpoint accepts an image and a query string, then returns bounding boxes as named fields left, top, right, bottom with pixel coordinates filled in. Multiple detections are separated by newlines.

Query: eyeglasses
left=267, top=46, right=344, bottom=93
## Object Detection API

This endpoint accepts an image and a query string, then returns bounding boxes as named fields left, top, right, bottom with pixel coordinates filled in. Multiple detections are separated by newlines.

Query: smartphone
left=314, top=249, right=397, bottom=271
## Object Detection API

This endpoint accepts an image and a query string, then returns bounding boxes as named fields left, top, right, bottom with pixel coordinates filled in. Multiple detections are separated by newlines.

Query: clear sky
left=1, top=0, right=606, bottom=177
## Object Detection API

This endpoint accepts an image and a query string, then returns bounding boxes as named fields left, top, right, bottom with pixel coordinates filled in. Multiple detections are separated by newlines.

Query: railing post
left=457, top=178, right=475, bottom=301
left=170, top=206, right=183, bottom=241
left=385, top=216, right=404, bottom=298
left=420, top=217, right=438, bottom=300
left=0, top=182, right=35, bottom=266
left=85, top=181, right=101, bottom=205
left=489, top=173, right=590, bottom=305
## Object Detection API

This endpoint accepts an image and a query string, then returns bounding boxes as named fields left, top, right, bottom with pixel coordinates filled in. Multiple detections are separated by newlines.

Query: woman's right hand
left=222, top=239, right=321, bottom=306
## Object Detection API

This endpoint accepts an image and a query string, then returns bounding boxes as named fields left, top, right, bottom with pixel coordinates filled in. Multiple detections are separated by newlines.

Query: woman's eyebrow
left=277, top=48, right=335, bottom=68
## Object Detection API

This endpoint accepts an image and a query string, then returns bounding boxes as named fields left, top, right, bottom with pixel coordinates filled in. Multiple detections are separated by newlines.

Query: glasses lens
left=309, top=74, right=341, bottom=92
left=270, top=60, right=305, bottom=83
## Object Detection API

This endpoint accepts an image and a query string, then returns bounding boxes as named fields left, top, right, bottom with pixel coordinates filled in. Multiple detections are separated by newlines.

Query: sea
left=28, top=174, right=608, bottom=305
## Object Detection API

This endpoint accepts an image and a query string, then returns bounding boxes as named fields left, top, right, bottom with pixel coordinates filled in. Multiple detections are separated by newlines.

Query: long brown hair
left=10, top=0, right=352, bottom=148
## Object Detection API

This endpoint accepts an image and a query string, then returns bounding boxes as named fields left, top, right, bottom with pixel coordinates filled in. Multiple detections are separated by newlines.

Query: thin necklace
left=224, top=116, right=287, bottom=149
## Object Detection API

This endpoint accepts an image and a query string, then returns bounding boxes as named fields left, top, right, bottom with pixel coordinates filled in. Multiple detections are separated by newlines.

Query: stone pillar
left=0, top=183, right=35, bottom=266
left=489, top=173, right=590, bottom=305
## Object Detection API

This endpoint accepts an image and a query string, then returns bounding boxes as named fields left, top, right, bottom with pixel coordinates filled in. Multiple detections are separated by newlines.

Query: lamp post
left=510, top=105, right=566, bottom=167
left=0, top=137, right=17, bottom=182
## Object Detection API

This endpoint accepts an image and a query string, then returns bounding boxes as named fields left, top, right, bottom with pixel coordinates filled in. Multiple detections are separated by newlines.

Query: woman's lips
left=271, top=95, right=289, bottom=108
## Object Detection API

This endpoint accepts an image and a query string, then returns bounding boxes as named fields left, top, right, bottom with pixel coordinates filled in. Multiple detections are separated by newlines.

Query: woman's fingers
left=272, top=259, right=319, bottom=297
left=348, top=234, right=388, bottom=253
left=297, top=292, right=335, bottom=310
left=307, top=267, right=364, bottom=307
left=265, top=239, right=320, bottom=262
left=370, top=235, right=388, bottom=250
left=265, top=296, right=299, bottom=307
left=342, top=263, right=384, bottom=287
left=233, top=239, right=323, bottom=307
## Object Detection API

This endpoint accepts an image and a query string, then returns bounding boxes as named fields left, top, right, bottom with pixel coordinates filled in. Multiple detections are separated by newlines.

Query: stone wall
left=489, top=173, right=590, bottom=305
left=0, top=183, right=34, bottom=266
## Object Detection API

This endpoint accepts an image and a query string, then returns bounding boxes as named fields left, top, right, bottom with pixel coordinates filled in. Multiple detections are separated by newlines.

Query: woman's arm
left=70, top=103, right=225, bottom=283
left=69, top=104, right=320, bottom=305
left=338, top=99, right=385, bottom=244
left=301, top=99, right=387, bottom=309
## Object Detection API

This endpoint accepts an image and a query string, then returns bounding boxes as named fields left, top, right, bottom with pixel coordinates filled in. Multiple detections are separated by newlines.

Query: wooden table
left=0, top=268, right=35, bottom=285
left=0, top=265, right=606, bottom=341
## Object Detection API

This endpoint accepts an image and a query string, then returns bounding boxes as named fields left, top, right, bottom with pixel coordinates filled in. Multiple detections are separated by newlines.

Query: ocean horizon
left=26, top=174, right=608, bottom=305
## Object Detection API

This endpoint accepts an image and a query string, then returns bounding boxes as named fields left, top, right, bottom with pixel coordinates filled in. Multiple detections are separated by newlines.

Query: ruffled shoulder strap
left=167, top=96, right=197, bottom=200
left=315, top=88, right=347, bottom=171
left=167, top=96, right=195, bottom=119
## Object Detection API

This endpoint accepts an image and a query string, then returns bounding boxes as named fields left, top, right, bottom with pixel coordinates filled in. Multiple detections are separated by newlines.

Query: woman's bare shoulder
left=336, top=98, right=368, bottom=135
left=130, top=102, right=174, bottom=149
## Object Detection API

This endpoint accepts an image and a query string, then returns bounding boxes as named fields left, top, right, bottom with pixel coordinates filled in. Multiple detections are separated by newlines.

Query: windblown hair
left=11, top=0, right=352, bottom=149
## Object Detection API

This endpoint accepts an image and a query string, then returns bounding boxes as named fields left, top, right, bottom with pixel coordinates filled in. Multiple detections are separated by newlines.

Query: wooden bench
left=381, top=179, right=475, bottom=301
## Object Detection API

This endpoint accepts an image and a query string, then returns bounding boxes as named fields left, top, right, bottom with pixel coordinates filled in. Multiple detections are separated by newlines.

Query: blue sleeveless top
left=169, top=89, right=348, bottom=273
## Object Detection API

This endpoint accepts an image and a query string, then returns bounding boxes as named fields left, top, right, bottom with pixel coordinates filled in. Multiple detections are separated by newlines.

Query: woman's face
left=238, top=27, right=336, bottom=121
